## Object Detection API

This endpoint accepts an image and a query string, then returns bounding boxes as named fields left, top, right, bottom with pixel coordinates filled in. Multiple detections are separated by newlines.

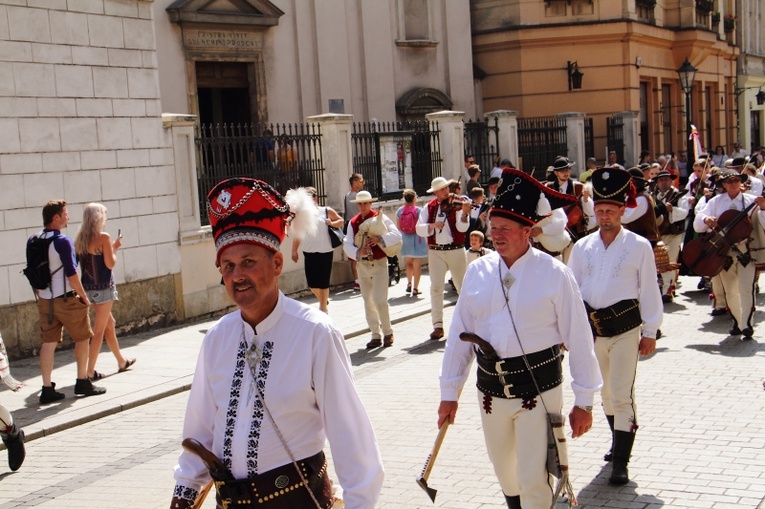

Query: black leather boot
left=604, top=415, right=615, bottom=461
left=504, top=494, right=521, bottom=509
left=39, top=382, right=65, bottom=404
left=0, top=423, right=25, bottom=471
left=74, top=378, right=106, bottom=397
left=609, top=430, right=636, bottom=485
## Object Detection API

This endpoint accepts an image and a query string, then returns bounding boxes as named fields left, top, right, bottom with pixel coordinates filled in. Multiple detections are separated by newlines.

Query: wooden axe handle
left=191, top=481, right=214, bottom=509
left=419, top=419, right=451, bottom=483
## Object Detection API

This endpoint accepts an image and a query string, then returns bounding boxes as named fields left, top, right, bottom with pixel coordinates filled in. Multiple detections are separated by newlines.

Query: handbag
left=325, top=208, right=344, bottom=248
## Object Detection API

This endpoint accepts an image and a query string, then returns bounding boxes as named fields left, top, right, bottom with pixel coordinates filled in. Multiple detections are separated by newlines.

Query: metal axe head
left=416, top=477, right=437, bottom=503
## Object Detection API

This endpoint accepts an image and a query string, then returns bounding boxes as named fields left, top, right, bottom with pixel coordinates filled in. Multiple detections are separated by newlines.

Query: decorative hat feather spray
left=535, top=193, right=552, bottom=217
left=284, top=187, right=320, bottom=239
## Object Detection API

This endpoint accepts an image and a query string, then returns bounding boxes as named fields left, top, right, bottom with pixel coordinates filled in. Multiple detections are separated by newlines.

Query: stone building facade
left=736, top=0, right=765, bottom=153
left=469, top=0, right=757, bottom=163
left=0, top=0, right=180, bottom=357
left=153, top=0, right=477, bottom=124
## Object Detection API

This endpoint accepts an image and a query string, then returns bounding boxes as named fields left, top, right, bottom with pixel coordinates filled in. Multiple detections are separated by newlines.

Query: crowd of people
left=8, top=141, right=763, bottom=507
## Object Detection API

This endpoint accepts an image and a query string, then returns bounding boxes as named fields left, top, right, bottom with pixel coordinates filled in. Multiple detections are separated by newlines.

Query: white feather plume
left=536, top=192, right=552, bottom=217
left=284, top=187, right=319, bottom=239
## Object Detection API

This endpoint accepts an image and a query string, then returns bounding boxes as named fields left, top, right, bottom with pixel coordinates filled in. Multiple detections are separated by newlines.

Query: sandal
left=88, top=370, right=104, bottom=381
left=118, top=358, right=136, bottom=373
left=405, top=283, right=412, bottom=294
left=412, top=288, right=420, bottom=296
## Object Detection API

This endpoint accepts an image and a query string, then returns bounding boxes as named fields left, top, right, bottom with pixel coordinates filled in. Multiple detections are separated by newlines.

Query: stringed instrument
left=681, top=201, right=757, bottom=277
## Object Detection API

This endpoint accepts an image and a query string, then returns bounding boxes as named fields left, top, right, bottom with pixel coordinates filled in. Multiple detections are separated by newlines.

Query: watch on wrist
left=576, top=405, right=593, bottom=413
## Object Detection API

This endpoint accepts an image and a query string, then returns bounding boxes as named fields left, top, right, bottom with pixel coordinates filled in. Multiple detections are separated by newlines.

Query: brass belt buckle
left=214, top=481, right=231, bottom=509
left=589, top=310, right=604, bottom=336
left=502, top=384, right=515, bottom=398
left=494, top=360, right=509, bottom=374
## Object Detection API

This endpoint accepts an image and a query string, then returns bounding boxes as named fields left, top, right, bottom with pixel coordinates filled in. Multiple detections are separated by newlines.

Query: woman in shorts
left=75, top=203, right=135, bottom=380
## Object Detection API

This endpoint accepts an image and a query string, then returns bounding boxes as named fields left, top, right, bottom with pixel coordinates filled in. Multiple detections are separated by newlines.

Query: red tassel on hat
left=625, top=181, right=638, bottom=208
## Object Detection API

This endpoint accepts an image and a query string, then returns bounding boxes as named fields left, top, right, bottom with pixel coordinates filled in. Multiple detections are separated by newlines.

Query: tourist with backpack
left=25, top=200, right=106, bottom=404
left=396, top=189, right=427, bottom=296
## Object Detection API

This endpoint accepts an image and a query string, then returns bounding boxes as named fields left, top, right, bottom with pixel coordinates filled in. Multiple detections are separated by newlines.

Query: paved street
left=0, top=275, right=764, bottom=508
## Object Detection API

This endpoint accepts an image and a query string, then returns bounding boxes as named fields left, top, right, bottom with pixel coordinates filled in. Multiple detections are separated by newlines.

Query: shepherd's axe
left=416, top=418, right=452, bottom=503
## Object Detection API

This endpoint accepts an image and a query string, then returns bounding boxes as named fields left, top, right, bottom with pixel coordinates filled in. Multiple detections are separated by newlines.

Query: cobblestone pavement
left=0, top=276, right=763, bottom=508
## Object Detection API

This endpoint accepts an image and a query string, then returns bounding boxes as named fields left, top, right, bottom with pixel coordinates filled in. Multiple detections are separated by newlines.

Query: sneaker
left=39, top=382, right=65, bottom=405
left=74, top=378, right=106, bottom=397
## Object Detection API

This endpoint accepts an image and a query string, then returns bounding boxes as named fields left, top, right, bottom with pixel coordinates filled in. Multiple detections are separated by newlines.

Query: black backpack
left=23, top=233, right=62, bottom=290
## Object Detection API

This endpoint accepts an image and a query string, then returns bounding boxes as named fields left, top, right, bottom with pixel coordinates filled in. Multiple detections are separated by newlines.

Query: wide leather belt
left=214, top=451, right=333, bottom=509
left=475, top=345, right=563, bottom=399
left=584, top=299, right=641, bottom=337
left=429, top=243, right=462, bottom=251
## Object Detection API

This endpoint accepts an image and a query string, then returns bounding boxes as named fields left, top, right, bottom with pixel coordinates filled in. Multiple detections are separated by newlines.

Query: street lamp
left=567, top=61, right=583, bottom=91
left=677, top=58, right=697, bottom=163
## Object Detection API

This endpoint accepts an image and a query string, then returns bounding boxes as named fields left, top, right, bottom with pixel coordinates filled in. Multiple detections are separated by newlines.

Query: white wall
left=0, top=0, right=178, bottom=307
left=152, top=0, right=476, bottom=122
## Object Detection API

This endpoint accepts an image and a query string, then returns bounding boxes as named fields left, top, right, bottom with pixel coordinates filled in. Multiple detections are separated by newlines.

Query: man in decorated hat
left=694, top=170, right=765, bottom=339
left=171, top=178, right=384, bottom=509
left=417, top=176, right=472, bottom=340
left=546, top=155, right=588, bottom=262
left=568, top=167, right=663, bottom=486
left=343, top=190, right=402, bottom=349
left=438, top=168, right=602, bottom=509
left=652, top=170, right=690, bottom=302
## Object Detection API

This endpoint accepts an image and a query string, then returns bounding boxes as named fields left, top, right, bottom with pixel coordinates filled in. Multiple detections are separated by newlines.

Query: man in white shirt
left=343, top=191, right=402, bottom=348
left=731, top=141, right=749, bottom=159
left=607, top=151, right=626, bottom=171
left=171, top=178, right=384, bottom=509
left=417, top=177, right=471, bottom=340
left=693, top=170, right=765, bottom=338
left=652, top=170, right=690, bottom=302
left=546, top=156, right=586, bottom=262
left=568, top=167, right=663, bottom=486
left=439, top=167, right=602, bottom=509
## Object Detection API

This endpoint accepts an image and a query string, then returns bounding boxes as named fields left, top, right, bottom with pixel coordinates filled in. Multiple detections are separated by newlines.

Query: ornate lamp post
left=677, top=58, right=698, bottom=162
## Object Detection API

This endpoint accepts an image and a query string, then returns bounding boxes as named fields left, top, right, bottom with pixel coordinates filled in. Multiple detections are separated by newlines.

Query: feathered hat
left=489, top=168, right=577, bottom=226
left=206, top=178, right=317, bottom=265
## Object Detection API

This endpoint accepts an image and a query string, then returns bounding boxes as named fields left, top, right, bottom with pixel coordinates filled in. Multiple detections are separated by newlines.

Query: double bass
left=681, top=202, right=757, bottom=277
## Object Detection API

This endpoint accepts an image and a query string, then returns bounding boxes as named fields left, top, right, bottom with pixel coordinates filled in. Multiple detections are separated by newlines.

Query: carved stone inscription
left=183, top=29, right=262, bottom=51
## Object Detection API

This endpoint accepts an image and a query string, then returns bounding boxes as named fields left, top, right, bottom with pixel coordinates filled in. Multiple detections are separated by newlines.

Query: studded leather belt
left=475, top=345, right=563, bottom=399
left=214, top=451, right=333, bottom=508
left=429, top=243, right=462, bottom=251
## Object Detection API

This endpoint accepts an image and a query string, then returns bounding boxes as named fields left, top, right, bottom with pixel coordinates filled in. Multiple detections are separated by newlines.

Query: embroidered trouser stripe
left=478, top=386, right=561, bottom=509
left=595, top=328, right=639, bottom=433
